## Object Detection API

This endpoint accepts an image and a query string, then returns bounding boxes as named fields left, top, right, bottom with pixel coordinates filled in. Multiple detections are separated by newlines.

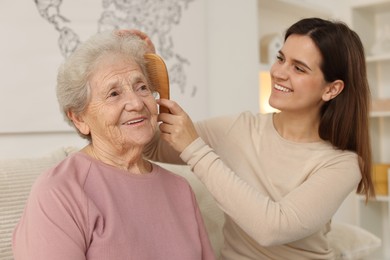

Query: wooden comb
left=144, top=53, right=170, bottom=114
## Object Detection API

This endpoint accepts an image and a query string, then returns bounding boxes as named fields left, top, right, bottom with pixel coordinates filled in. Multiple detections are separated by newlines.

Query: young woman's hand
left=157, top=99, right=199, bottom=153
left=115, top=29, right=156, bottom=54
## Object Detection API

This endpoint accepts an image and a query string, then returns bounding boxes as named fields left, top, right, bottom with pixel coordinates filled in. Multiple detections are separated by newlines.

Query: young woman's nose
left=271, top=63, right=288, bottom=81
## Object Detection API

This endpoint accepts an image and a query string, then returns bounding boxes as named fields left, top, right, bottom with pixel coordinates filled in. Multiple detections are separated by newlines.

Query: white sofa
left=0, top=147, right=381, bottom=260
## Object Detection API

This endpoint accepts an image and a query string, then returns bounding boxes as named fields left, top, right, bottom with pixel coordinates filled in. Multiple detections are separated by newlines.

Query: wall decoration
left=259, top=33, right=282, bottom=65
left=0, top=0, right=207, bottom=133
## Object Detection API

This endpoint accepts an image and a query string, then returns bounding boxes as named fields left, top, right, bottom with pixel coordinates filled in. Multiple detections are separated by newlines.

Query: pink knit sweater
left=12, top=152, right=214, bottom=260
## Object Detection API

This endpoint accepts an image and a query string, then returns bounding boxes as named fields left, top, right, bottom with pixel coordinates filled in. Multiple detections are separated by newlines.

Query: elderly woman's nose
left=124, top=91, right=144, bottom=110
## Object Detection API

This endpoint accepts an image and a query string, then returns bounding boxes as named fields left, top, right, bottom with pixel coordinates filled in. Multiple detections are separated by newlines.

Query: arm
left=143, top=99, right=202, bottom=164
left=143, top=129, right=185, bottom=164
left=181, top=138, right=361, bottom=246
left=13, top=180, right=88, bottom=260
left=150, top=99, right=362, bottom=246
left=143, top=99, right=233, bottom=164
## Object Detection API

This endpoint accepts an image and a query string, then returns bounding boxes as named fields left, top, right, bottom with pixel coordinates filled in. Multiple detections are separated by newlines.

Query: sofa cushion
left=0, top=147, right=69, bottom=260
left=329, top=221, right=381, bottom=260
left=0, top=147, right=225, bottom=259
left=0, top=147, right=381, bottom=260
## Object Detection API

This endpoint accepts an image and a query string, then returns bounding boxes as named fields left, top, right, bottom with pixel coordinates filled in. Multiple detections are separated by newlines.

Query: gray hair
left=56, top=30, right=149, bottom=140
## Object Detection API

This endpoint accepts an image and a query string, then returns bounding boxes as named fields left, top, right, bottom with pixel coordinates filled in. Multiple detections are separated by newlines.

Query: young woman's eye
left=294, top=66, right=305, bottom=73
left=276, top=55, right=284, bottom=63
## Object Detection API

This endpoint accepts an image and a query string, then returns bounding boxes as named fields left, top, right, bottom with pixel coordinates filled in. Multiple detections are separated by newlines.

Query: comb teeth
left=144, top=53, right=170, bottom=114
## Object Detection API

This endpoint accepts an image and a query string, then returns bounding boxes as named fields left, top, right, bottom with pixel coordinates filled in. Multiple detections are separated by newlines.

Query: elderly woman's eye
left=136, top=84, right=152, bottom=96
left=141, top=85, right=150, bottom=91
left=109, top=91, right=119, bottom=97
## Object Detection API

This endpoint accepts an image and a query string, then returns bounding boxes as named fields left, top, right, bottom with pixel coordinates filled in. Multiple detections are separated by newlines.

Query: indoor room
left=1, top=0, right=389, bottom=259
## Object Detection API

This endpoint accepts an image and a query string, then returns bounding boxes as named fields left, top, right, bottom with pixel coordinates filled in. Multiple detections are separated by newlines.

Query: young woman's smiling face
left=77, top=54, right=158, bottom=153
left=269, top=34, right=332, bottom=115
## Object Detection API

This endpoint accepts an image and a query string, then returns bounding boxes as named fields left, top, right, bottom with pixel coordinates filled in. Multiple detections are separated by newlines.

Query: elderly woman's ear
left=67, top=110, right=90, bottom=136
left=115, top=29, right=156, bottom=54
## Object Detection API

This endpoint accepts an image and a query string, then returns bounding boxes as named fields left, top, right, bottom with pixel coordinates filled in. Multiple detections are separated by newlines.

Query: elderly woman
left=12, top=31, right=214, bottom=260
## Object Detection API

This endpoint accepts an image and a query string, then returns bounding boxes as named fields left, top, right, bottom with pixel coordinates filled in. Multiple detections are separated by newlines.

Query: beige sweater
left=145, top=112, right=361, bottom=259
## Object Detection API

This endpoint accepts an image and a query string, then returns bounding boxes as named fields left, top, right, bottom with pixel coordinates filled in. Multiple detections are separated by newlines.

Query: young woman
left=143, top=17, right=375, bottom=259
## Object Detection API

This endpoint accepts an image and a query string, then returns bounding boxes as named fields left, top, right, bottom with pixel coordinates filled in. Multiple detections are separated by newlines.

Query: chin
left=268, top=99, right=279, bottom=110
left=133, top=131, right=155, bottom=144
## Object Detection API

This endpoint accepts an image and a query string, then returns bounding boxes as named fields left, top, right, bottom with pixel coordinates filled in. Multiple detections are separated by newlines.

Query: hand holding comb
left=144, top=53, right=170, bottom=114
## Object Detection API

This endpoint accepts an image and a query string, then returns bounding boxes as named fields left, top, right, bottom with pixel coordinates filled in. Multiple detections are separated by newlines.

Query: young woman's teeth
left=275, top=84, right=291, bottom=92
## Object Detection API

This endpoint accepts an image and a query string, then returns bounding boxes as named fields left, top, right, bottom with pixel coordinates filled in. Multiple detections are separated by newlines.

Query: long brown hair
left=285, top=18, right=375, bottom=200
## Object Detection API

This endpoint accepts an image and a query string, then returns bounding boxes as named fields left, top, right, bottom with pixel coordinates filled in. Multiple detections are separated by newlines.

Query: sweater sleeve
left=143, top=130, right=185, bottom=164
left=12, top=178, right=89, bottom=260
left=143, top=114, right=234, bottom=164
left=189, top=189, right=216, bottom=260
left=180, top=138, right=361, bottom=246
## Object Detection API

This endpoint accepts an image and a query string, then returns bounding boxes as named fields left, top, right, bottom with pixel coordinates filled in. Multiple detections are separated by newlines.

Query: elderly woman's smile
left=122, top=117, right=147, bottom=125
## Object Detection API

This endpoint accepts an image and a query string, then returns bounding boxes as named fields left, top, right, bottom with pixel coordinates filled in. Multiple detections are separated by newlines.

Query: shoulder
left=313, top=147, right=361, bottom=181
left=31, top=152, right=92, bottom=198
left=153, top=163, right=190, bottom=183
left=152, top=163, right=194, bottom=191
left=325, top=148, right=360, bottom=169
left=224, top=111, right=272, bottom=138
left=196, top=111, right=270, bottom=133
left=19, top=153, right=92, bottom=230
left=226, top=111, right=271, bottom=131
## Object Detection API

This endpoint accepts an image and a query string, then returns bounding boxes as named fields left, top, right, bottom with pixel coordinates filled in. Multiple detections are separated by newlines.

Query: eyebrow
left=278, top=50, right=312, bottom=71
left=103, top=78, right=120, bottom=91
left=129, top=73, right=146, bottom=84
left=104, top=72, right=145, bottom=89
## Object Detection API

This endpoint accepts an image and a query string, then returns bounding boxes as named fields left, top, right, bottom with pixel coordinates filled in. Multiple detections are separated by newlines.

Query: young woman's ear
left=67, top=110, right=90, bottom=135
left=322, top=80, right=344, bottom=101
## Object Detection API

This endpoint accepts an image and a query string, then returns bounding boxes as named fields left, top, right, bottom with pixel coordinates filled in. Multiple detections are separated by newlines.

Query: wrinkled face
left=77, top=54, right=158, bottom=152
left=269, top=34, right=332, bottom=114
